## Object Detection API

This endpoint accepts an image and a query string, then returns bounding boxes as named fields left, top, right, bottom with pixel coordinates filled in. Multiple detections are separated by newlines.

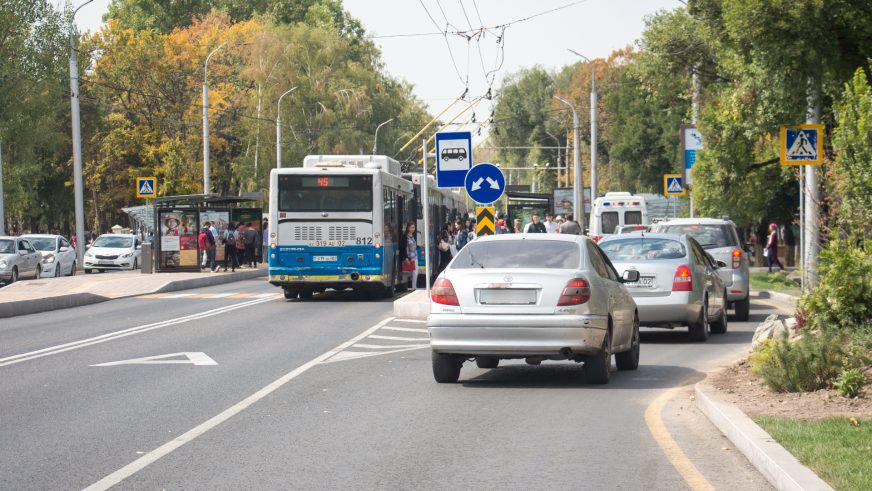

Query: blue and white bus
left=268, top=155, right=414, bottom=299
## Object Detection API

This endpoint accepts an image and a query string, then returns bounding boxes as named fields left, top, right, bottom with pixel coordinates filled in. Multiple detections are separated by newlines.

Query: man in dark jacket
left=243, top=223, right=259, bottom=268
left=524, top=213, right=547, bottom=233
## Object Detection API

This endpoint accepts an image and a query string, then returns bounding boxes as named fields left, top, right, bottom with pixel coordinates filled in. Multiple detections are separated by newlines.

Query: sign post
left=435, top=131, right=472, bottom=188
left=422, top=139, right=431, bottom=295
left=663, top=174, right=685, bottom=197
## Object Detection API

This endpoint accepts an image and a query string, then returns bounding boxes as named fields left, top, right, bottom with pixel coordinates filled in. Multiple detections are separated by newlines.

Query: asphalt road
left=0, top=279, right=778, bottom=490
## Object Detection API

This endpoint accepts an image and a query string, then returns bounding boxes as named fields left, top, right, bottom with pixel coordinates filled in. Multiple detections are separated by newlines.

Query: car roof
left=0, top=236, right=18, bottom=240
left=97, top=234, right=135, bottom=238
left=599, top=233, right=687, bottom=243
left=21, top=234, right=61, bottom=239
left=654, top=218, right=735, bottom=226
left=474, top=233, right=589, bottom=244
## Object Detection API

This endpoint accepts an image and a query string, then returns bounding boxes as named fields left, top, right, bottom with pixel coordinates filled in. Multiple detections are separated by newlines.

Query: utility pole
left=569, top=49, right=597, bottom=214
left=804, top=76, right=821, bottom=289
left=554, top=95, right=584, bottom=231
left=690, top=67, right=700, bottom=218
left=202, top=43, right=224, bottom=195
left=422, top=139, right=431, bottom=294
left=372, top=118, right=394, bottom=154
left=69, top=0, right=92, bottom=267
left=0, top=141, right=4, bottom=236
left=276, top=86, right=297, bottom=169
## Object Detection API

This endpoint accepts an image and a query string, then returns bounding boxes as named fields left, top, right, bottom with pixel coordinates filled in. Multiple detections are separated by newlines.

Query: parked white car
left=427, top=234, right=640, bottom=384
left=84, top=234, right=141, bottom=273
left=0, top=236, right=43, bottom=284
left=22, top=234, right=77, bottom=278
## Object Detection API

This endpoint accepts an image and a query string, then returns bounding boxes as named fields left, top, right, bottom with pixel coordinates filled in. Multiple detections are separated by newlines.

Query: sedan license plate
left=312, top=255, right=337, bottom=262
left=628, top=276, right=656, bottom=288
left=479, top=289, right=537, bottom=305
left=98, top=261, right=115, bottom=266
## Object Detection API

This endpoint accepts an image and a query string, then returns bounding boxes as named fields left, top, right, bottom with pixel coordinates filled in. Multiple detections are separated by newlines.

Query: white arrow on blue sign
left=464, top=163, right=505, bottom=204
left=435, top=131, right=472, bottom=188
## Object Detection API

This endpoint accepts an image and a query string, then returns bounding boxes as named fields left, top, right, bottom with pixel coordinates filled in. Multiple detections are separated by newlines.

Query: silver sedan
left=0, top=236, right=43, bottom=284
left=599, top=233, right=728, bottom=342
left=427, top=234, right=641, bottom=384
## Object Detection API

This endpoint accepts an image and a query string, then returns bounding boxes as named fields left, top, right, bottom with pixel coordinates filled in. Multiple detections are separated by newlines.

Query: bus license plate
left=312, top=256, right=337, bottom=262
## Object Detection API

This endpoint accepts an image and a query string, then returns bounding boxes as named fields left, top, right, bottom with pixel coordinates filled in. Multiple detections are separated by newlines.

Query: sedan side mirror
left=60, top=246, right=70, bottom=252
left=716, top=260, right=728, bottom=269
left=621, top=270, right=640, bottom=283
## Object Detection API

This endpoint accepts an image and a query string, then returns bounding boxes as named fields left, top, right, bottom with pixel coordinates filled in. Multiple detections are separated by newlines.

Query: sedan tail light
left=672, top=264, right=693, bottom=292
left=431, top=278, right=459, bottom=306
left=558, top=277, right=591, bottom=305
left=731, top=249, right=742, bottom=269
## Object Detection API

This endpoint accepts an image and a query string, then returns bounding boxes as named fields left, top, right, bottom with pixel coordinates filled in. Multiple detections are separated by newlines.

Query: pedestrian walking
left=544, top=213, right=558, bottom=234
left=436, top=230, right=453, bottom=275
left=223, top=223, right=240, bottom=272
left=198, top=224, right=217, bottom=272
left=495, top=219, right=508, bottom=234
left=765, top=223, right=784, bottom=272
left=262, top=218, right=270, bottom=264
left=559, top=213, right=581, bottom=235
left=399, top=221, right=419, bottom=290
left=235, top=223, right=247, bottom=267
left=201, top=222, right=211, bottom=268
left=243, top=222, right=259, bottom=268
left=524, top=213, right=547, bottom=233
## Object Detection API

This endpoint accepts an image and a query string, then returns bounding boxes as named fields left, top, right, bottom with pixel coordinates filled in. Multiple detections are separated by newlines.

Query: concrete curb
left=751, top=290, right=799, bottom=312
left=392, top=290, right=429, bottom=320
left=694, top=383, right=833, bottom=491
left=0, top=269, right=266, bottom=319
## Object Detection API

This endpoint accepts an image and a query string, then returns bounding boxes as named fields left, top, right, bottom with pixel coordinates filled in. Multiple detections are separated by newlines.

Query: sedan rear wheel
left=10, top=267, right=19, bottom=284
left=689, top=298, right=711, bottom=342
left=711, top=295, right=729, bottom=334
left=585, top=328, right=612, bottom=384
left=432, top=352, right=462, bottom=383
left=69, top=262, right=76, bottom=276
left=475, top=357, right=499, bottom=369
left=54, top=265, right=61, bottom=277
left=615, top=313, right=640, bottom=371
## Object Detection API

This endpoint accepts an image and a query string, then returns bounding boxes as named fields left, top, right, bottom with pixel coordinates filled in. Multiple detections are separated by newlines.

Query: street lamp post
left=202, top=43, right=225, bottom=194
left=568, top=49, right=597, bottom=205
left=276, top=86, right=298, bottom=169
left=372, top=118, right=394, bottom=154
left=554, top=95, right=584, bottom=231
left=69, top=0, right=93, bottom=267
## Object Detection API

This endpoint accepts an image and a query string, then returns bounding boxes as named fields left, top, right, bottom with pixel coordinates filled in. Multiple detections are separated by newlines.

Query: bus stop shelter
left=153, top=194, right=263, bottom=272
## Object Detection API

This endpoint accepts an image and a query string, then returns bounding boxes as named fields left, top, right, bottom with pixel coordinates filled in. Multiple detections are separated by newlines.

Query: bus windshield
left=278, top=175, right=373, bottom=212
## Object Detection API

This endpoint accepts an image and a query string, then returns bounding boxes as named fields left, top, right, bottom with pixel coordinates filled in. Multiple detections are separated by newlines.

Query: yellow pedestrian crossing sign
left=475, top=207, right=495, bottom=236
left=136, top=177, right=157, bottom=198
left=663, top=174, right=685, bottom=197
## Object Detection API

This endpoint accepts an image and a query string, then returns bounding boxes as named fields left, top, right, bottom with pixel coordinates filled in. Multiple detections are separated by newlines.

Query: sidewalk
left=0, top=267, right=266, bottom=318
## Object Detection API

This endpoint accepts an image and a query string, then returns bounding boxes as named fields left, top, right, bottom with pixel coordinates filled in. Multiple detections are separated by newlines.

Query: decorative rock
left=752, top=314, right=789, bottom=347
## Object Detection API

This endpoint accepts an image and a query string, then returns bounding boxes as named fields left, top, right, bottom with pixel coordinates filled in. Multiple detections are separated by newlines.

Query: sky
left=73, top=0, right=682, bottom=114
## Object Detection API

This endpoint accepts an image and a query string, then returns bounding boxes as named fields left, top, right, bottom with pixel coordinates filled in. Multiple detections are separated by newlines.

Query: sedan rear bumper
left=632, top=291, right=700, bottom=325
left=427, top=313, right=608, bottom=356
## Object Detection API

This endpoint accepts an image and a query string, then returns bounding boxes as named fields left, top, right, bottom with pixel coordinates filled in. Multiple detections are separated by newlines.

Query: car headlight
left=120, top=252, right=133, bottom=259
left=85, top=251, right=93, bottom=258
left=44, top=255, right=56, bottom=263
left=0, top=261, right=7, bottom=269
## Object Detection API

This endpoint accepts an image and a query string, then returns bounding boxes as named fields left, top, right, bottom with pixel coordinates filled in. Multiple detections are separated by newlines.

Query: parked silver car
left=599, top=233, right=728, bottom=341
left=0, top=236, right=43, bottom=284
left=427, top=234, right=641, bottom=384
left=21, top=234, right=77, bottom=278
left=651, top=218, right=751, bottom=320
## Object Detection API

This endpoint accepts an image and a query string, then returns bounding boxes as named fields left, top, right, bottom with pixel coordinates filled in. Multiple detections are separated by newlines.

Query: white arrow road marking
left=470, top=177, right=485, bottom=191
left=0, top=295, right=277, bottom=368
left=91, top=352, right=218, bottom=367
left=485, top=176, right=500, bottom=189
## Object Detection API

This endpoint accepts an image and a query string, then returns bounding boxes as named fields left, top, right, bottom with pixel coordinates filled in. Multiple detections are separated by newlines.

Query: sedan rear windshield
left=278, top=174, right=373, bottom=212
left=451, top=240, right=581, bottom=269
left=656, top=224, right=737, bottom=249
left=600, top=238, right=686, bottom=261
left=0, top=239, right=13, bottom=254
left=92, top=236, right=132, bottom=248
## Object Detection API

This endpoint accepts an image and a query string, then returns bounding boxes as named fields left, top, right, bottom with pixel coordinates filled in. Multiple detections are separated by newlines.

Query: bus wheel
left=283, top=287, right=299, bottom=300
left=299, top=289, right=314, bottom=300
left=381, top=284, right=395, bottom=299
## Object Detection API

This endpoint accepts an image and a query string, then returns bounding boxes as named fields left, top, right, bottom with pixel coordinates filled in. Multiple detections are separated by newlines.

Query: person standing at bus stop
left=559, top=213, right=581, bottom=235
left=198, top=224, right=217, bottom=272
left=399, top=222, right=418, bottom=290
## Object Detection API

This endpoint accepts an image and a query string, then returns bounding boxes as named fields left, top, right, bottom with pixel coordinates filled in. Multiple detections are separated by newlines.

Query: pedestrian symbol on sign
left=663, top=173, right=685, bottom=197
left=136, top=177, right=157, bottom=198
left=780, top=124, right=823, bottom=166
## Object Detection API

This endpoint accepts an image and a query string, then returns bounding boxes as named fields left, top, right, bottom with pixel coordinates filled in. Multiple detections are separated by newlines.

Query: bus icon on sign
left=441, top=147, right=467, bottom=162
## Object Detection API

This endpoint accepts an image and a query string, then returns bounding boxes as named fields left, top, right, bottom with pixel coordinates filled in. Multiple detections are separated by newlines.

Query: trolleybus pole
left=422, top=139, right=431, bottom=295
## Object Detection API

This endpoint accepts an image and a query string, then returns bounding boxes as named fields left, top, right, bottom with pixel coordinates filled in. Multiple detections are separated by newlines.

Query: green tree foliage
left=831, top=68, right=872, bottom=239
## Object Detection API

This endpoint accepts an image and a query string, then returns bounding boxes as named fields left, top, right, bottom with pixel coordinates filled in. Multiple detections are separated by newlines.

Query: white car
left=84, top=234, right=141, bottom=273
left=22, top=234, right=77, bottom=278
left=427, top=234, right=640, bottom=384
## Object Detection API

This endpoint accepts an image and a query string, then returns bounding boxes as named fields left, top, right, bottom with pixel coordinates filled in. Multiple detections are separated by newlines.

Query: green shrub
left=750, top=330, right=846, bottom=392
left=799, top=237, right=872, bottom=331
left=833, top=368, right=867, bottom=398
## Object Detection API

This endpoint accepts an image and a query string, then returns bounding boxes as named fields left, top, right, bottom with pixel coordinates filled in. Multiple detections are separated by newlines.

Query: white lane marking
left=203, top=293, right=233, bottom=298
left=352, top=343, right=429, bottom=349
left=381, top=326, right=429, bottom=333
left=368, top=334, right=429, bottom=342
left=322, top=346, right=426, bottom=364
left=394, top=318, right=426, bottom=323
left=162, top=293, right=194, bottom=299
left=0, top=296, right=278, bottom=368
left=91, top=352, right=218, bottom=367
left=83, top=316, right=395, bottom=491
left=256, top=293, right=277, bottom=298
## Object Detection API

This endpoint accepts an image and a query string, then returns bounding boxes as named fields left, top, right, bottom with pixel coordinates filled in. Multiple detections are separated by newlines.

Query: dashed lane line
left=83, top=316, right=395, bottom=491
left=0, top=295, right=280, bottom=368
